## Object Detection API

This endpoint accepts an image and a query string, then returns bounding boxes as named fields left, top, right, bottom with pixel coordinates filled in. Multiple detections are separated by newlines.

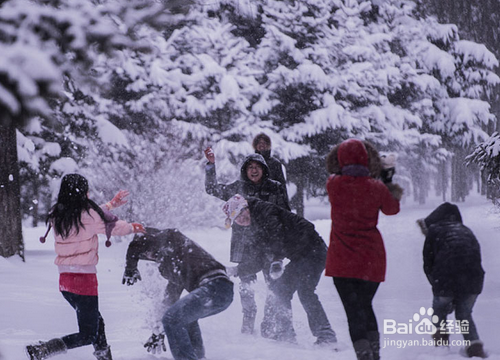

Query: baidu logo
left=384, top=307, right=439, bottom=335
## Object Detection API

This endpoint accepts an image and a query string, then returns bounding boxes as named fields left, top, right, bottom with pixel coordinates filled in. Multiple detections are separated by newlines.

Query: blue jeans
left=162, top=278, right=233, bottom=360
left=433, top=294, right=480, bottom=341
left=60, top=291, right=108, bottom=351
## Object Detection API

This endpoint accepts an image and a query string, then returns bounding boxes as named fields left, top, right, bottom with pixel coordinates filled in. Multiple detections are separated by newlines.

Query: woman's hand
left=106, top=190, right=130, bottom=210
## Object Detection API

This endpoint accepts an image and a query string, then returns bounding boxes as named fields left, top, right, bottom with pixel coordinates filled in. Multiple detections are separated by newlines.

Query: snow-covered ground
left=1, top=193, right=499, bottom=360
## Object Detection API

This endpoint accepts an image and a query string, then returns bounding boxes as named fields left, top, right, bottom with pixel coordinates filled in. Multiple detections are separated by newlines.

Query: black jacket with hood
left=205, top=153, right=289, bottom=209
left=205, top=153, right=290, bottom=265
left=236, top=198, right=327, bottom=276
left=422, top=203, right=485, bottom=296
left=125, top=228, right=229, bottom=306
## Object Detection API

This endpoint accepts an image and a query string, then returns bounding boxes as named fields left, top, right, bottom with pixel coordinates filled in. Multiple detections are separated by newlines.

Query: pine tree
left=0, top=0, right=185, bottom=258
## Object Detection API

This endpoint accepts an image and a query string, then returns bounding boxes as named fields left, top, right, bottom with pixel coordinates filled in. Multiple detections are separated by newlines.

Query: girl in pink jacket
left=26, top=174, right=145, bottom=360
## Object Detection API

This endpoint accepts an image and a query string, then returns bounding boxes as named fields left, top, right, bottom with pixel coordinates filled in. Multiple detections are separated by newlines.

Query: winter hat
left=222, top=194, right=248, bottom=228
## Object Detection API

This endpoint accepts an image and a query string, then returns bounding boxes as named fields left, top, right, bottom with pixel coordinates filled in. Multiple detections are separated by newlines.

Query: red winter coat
left=325, top=139, right=400, bottom=282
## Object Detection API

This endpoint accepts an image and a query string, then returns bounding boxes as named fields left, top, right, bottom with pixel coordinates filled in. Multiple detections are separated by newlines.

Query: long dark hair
left=47, top=174, right=106, bottom=239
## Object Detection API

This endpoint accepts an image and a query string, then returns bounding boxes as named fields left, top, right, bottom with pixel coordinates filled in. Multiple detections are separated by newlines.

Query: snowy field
left=1, top=193, right=500, bottom=360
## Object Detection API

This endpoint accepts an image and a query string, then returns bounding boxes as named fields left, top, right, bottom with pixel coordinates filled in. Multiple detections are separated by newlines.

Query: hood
left=337, top=139, right=369, bottom=168
left=240, top=153, right=270, bottom=182
left=425, top=202, right=463, bottom=228
left=326, top=140, right=382, bottom=177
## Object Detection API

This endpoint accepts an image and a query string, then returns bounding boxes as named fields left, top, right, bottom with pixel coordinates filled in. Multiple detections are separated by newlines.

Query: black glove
left=380, top=167, right=395, bottom=184
left=269, top=260, right=284, bottom=280
left=122, top=268, right=141, bottom=286
left=144, top=332, right=167, bottom=354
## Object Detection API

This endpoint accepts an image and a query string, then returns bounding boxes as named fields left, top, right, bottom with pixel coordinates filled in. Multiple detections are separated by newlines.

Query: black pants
left=264, top=246, right=336, bottom=343
left=333, top=277, right=380, bottom=343
left=61, top=291, right=108, bottom=351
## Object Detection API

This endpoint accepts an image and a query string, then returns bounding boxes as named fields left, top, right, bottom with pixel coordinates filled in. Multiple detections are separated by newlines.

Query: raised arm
left=204, top=148, right=240, bottom=201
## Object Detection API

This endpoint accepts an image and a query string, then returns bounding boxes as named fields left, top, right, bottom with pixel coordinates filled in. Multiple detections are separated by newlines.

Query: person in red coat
left=325, top=139, right=402, bottom=360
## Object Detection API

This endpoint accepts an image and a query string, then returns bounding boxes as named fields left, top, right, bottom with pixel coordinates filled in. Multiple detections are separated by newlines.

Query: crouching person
left=222, top=195, right=337, bottom=346
left=122, top=228, right=234, bottom=360
left=417, top=203, right=487, bottom=358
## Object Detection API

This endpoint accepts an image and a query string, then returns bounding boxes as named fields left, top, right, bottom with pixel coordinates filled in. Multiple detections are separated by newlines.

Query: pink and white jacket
left=54, top=206, right=134, bottom=274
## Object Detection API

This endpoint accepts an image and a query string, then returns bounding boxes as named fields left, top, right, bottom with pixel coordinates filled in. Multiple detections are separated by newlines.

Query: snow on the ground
left=1, top=193, right=499, bottom=360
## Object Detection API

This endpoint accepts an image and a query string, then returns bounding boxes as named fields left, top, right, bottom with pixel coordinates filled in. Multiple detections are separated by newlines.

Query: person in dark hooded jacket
left=204, top=148, right=289, bottom=335
left=417, top=203, right=487, bottom=358
left=222, top=195, right=338, bottom=346
left=325, top=139, right=403, bottom=360
left=122, top=228, right=233, bottom=360
left=204, top=149, right=289, bottom=210
left=252, top=133, right=288, bottom=201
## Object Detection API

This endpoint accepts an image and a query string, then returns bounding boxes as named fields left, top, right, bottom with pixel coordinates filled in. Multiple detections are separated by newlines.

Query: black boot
left=367, top=331, right=380, bottom=360
left=466, top=340, right=488, bottom=358
left=353, top=339, right=374, bottom=360
left=93, top=345, right=113, bottom=360
left=432, top=331, right=450, bottom=347
left=26, top=338, right=67, bottom=360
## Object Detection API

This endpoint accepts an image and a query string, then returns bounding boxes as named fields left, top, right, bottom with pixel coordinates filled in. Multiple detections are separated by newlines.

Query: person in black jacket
left=222, top=195, right=337, bottom=346
left=122, top=228, right=233, bottom=360
left=417, top=203, right=487, bottom=358
left=252, top=133, right=289, bottom=201
left=204, top=148, right=289, bottom=335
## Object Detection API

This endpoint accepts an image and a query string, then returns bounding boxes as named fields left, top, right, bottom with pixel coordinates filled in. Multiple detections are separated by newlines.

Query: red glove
left=106, top=190, right=130, bottom=210
left=204, top=147, right=215, bottom=164
left=132, top=223, right=146, bottom=234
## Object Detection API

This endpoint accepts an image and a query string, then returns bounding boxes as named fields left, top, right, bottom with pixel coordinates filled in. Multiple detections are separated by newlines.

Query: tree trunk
left=292, top=179, right=305, bottom=218
left=0, top=118, right=25, bottom=260
left=441, top=161, right=448, bottom=202
left=412, top=166, right=427, bottom=205
left=451, top=149, right=468, bottom=202
left=434, top=161, right=448, bottom=201
left=32, top=175, right=40, bottom=227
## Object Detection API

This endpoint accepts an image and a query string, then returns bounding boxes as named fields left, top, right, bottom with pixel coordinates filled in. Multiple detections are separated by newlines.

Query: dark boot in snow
left=466, top=340, right=488, bottom=358
left=314, top=329, right=338, bottom=350
left=367, top=331, right=380, bottom=360
left=432, top=331, right=450, bottom=346
left=93, top=345, right=113, bottom=360
left=26, top=338, right=67, bottom=360
left=353, top=339, right=374, bottom=360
